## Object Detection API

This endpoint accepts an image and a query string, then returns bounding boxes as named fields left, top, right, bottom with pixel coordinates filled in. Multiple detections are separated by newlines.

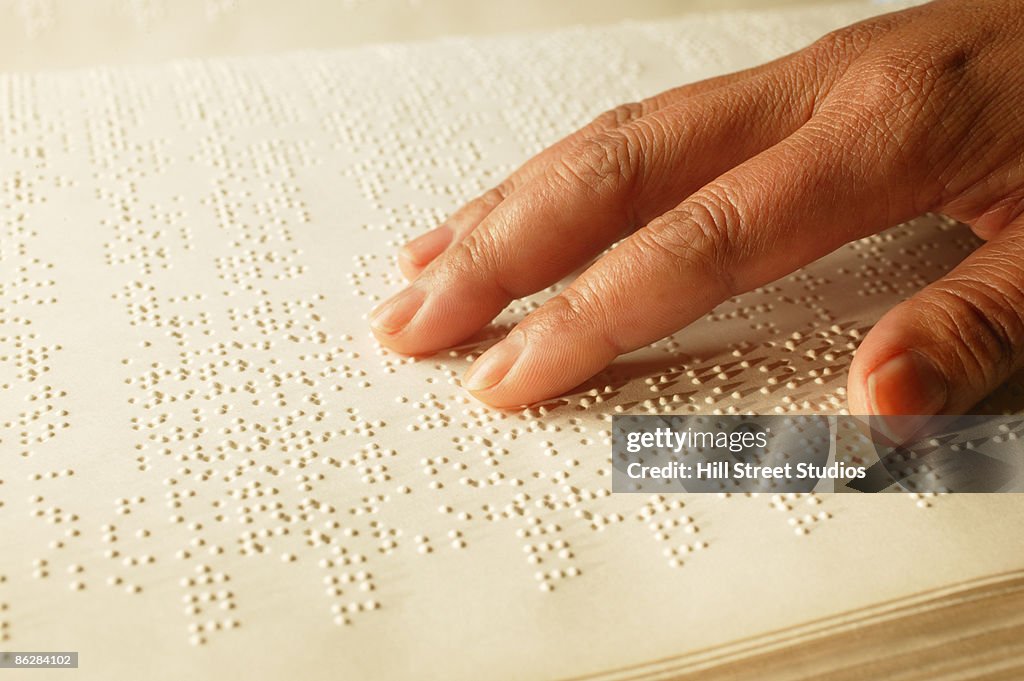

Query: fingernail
left=867, top=350, right=947, bottom=442
left=370, top=287, right=426, bottom=334
left=463, top=332, right=526, bottom=392
left=400, top=225, right=453, bottom=266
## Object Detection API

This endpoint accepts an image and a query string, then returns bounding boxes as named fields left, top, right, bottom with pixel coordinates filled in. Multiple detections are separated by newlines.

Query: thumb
left=848, top=220, right=1024, bottom=422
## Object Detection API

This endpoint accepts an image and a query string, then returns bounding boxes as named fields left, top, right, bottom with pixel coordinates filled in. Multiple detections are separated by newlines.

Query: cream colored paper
left=1, top=4, right=1022, bottom=680
left=0, top=0, right=903, bottom=71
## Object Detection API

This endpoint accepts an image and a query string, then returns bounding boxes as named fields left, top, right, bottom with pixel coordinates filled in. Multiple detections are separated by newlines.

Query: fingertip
left=370, top=286, right=425, bottom=334
left=463, top=332, right=526, bottom=392
left=461, top=332, right=539, bottom=408
left=866, top=350, right=948, bottom=416
left=847, top=343, right=877, bottom=417
left=848, top=307, right=949, bottom=419
left=370, top=275, right=509, bottom=356
left=461, top=323, right=618, bottom=407
left=849, top=347, right=948, bottom=444
left=369, top=285, right=438, bottom=355
left=465, top=388, right=530, bottom=410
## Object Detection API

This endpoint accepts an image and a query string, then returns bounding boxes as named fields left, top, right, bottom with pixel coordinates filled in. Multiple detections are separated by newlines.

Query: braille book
left=1, top=2, right=1021, bottom=679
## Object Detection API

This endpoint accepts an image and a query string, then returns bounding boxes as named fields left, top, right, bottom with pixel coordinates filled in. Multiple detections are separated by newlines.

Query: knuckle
left=468, top=184, right=512, bottom=214
left=591, top=102, right=647, bottom=130
left=809, top=22, right=878, bottom=63
left=804, top=9, right=914, bottom=65
left=437, top=229, right=507, bottom=289
left=543, top=286, right=599, bottom=329
left=800, top=17, right=897, bottom=83
left=634, top=193, right=740, bottom=296
left=817, top=44, right=974, bottom=193
left=689, top=187, right=743, bottom=247
left=864, top=49, right=964, bottom=108
left=484, top=182, right=514, bottom=204
left=529, top=284, right=624, bottom=355
left=830, top=64, right=916, bottom=135
left=829, top=43, right=972, bottom=141
left=553, top=127, right=643, bottom=198
left=446, top=182, right=512, bottom=228
left=919, top=281, right=1024, bottom=380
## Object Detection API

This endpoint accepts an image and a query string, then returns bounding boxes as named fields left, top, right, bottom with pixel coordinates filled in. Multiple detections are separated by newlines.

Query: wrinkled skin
left=370, top=0, right=1024, bottom=424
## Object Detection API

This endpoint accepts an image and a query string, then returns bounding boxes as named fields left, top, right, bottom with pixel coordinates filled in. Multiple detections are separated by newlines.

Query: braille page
left=1, top=3, right=1022, bottom=680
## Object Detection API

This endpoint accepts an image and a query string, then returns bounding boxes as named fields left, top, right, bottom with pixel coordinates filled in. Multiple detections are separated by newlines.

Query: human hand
left=370, top=0, right=1024, bottom=419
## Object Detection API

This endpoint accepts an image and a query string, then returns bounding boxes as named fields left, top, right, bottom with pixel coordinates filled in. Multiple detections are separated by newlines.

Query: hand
left=370, top=0, right=1024, bottom=418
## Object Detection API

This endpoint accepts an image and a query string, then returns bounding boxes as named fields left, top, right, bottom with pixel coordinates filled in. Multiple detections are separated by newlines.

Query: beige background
left=0, top=0, right=900, bottom=71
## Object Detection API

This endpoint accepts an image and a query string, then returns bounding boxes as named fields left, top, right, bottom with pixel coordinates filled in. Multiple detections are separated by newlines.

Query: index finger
left=462, top=117, right=912, bottom=406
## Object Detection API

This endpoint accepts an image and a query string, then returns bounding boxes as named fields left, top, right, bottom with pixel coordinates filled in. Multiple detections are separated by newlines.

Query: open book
left=1, top=2, right=1021, bottom=679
